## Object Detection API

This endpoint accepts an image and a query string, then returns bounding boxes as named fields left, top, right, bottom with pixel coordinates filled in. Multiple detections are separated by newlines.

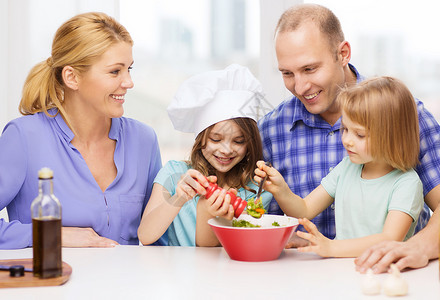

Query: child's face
left=341, top=112, right=373, bottom=165
left=202, top=120, right=248, bottom=175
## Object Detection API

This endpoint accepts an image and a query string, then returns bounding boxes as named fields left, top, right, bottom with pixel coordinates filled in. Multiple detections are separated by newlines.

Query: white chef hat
left=167, top=64, right=264, bottom=137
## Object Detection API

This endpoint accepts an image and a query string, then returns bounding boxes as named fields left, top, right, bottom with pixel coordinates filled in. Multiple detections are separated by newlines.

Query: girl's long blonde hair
left=19, top=12, right=133, bottom=120
left=189, top=118, right=263, bottom=193
left=339, top=76, right=420, bottom=171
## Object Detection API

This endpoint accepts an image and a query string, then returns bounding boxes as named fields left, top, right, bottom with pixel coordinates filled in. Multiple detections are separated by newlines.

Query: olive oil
left=31, top=168, right=62, bottom=278
left=32, top=217, right=62, bottom=278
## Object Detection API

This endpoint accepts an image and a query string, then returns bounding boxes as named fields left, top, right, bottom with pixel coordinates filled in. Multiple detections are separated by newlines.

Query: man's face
left=275, top=22, right=349, bottom=124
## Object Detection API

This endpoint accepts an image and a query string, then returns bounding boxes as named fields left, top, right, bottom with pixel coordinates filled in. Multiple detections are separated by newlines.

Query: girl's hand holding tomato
left=174, top=169, right=210, bottom=207
left=202, top=186, right=234, bottom=220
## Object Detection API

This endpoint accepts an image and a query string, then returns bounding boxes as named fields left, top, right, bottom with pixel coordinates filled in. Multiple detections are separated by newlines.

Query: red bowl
left=208, top=214, right=298, bottom=262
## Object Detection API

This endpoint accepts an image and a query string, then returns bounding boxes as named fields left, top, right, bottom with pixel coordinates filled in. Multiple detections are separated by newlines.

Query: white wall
left=2, top=0, right=296, bottom=131
left=0, top=0, right=120, bottom=131
left=0, top=0, right=9, bottom=131
left=259, top=0, right=300, bottom=108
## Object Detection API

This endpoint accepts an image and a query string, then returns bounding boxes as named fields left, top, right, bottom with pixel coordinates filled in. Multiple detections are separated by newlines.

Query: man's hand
left=354, top=240, right=431, bottom=273
left=285, top=231, right=310, bottom=248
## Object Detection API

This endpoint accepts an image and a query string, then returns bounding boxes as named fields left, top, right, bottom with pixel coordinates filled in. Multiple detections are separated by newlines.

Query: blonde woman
left=0, top=12, right=162, bottom=249
left=255, top=77, right=424, bottom=258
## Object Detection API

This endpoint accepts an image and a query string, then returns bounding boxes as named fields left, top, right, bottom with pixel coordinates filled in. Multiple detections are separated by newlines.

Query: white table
left=0, top=246, right=438, bottom=299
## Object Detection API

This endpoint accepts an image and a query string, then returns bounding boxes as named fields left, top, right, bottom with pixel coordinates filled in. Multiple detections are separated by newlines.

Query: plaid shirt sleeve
left=415, top=100, right=440, bottom=193
left=413, top=99, right=440, bottom=231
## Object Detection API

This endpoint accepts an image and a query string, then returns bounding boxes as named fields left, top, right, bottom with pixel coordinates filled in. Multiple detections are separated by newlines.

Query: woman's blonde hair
left=339, top=76, right=419, bottom=171
left=19, top=12, right=133, bottom=118
left=189, top=118, right=263, bottom=193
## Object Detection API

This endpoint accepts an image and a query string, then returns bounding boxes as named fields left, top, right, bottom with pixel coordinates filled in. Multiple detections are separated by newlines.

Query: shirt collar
left=52, top=108, right=74, bottom=142
left=52, top=108, right=121, bottom=142
left=350, top=64, right=364, bottom=83
left=109, top=117, right=121, bottom=141
left=290, top=63, right=363, bottom=130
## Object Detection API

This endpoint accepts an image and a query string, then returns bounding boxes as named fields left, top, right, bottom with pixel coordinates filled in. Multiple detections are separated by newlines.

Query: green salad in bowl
left=208, top=214, right=299, bottom=261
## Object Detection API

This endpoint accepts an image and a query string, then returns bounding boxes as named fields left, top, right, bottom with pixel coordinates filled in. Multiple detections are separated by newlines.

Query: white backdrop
left=0, top=0, right=120, bottom=131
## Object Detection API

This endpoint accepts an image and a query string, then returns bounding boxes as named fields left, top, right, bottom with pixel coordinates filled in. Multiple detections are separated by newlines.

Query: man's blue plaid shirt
left=258, top=64, right=440, bottom=239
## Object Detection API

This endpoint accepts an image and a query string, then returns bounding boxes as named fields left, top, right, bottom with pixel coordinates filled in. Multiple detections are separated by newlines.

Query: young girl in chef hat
left=138, top=64, right=271, bottom=247
left=255, top=76, right=424, bottom=258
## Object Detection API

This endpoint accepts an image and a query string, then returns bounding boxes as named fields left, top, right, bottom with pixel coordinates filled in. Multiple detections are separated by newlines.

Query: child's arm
left=297, top=210, right=414, bottom=258
left=138, top=169, right=209, bottom=245
left=355, top=206, right=440, bottom=273
left=254, top=161, right=333, bottom=219
left=196, top=188, right=234, bottom=247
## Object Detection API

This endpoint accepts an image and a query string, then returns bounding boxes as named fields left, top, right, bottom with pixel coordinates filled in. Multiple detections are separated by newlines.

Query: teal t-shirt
left=321, top=157, right=423, bottom=241
left=153, top=160, right=272, bottom=246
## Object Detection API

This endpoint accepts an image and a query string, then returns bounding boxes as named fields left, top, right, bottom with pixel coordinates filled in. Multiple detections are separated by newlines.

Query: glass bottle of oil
left=31, top=167, right=62, bottom=278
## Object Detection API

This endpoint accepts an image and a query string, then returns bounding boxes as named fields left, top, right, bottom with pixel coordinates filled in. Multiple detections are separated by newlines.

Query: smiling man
left=258, top=4, right=440, bottom=244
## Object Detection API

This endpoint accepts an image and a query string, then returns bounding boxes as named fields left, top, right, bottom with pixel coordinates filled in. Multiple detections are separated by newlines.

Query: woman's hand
left=173, top=169, right=210, bottom=207
left=62, top=227, right=118, bottom=247
left=295, top=218, right=333, bottom=257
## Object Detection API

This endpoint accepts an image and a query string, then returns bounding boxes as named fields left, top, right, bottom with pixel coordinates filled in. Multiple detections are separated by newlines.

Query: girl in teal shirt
left=138, top=64, right=271, bottom=246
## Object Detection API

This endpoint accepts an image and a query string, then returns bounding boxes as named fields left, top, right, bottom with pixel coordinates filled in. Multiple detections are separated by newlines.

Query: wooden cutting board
left=0, top=258, right=72, bottom=288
